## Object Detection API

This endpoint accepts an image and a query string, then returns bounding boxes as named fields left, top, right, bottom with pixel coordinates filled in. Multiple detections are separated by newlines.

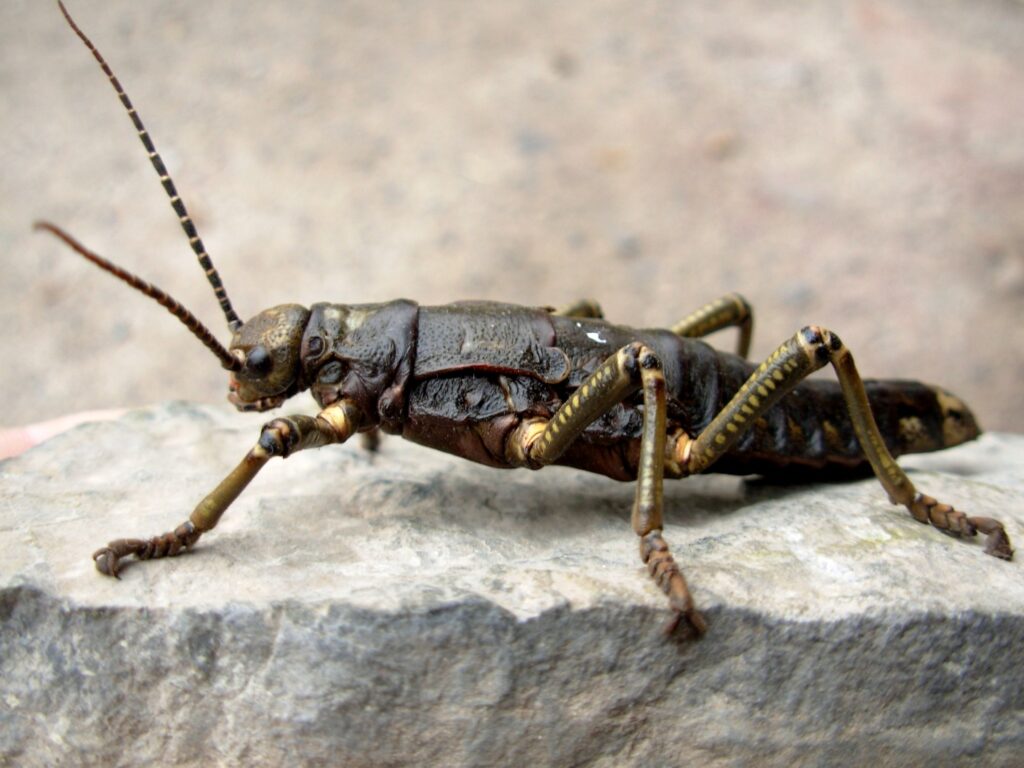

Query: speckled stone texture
left=1, top=403, right=1023, bottom=766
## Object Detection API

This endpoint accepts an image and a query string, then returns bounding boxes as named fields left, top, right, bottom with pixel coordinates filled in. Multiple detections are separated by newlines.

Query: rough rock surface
left=2, top=402, right=1023, bottom=767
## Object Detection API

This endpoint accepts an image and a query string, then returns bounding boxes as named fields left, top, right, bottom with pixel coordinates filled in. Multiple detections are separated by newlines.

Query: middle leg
left=507, top=342, right=707, bottom=637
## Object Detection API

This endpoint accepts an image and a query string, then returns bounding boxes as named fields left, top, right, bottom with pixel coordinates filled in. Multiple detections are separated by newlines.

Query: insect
left=39, top=1, right=1013, bottom=638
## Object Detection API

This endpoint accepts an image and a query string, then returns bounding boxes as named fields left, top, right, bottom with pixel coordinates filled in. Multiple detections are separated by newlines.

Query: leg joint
left=259, top=417, right=299, bottom=457
left=639, top=348, right=662, bottom=370
left=622, top=342, right=661, bottom=380
left=799, top=325, right=844, bottom=366
left=619, top=342, right=644, bottom=381
left=506, top=417, right=548, bottom=468
left=665, top=429, right=693, bottom=478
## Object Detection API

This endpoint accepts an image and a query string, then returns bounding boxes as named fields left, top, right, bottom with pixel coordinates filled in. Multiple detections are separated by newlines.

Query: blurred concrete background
left=2, top=0, right=1022, bottom=431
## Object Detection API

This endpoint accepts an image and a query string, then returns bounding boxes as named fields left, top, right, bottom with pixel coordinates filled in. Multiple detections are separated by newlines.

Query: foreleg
left=93, top=400, right=363, bottom=577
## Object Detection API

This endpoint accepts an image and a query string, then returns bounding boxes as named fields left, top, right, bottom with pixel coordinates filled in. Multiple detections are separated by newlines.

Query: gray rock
left=1, top=402, right=1023, bottom=767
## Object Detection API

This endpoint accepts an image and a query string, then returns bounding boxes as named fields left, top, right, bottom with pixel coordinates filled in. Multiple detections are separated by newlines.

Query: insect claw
left=92, top=526, right=202, bottom=579
left=92, top=547, right=121, bottom=578
left=662, top=607, right=708, bottom=640
left=970, top=516, right=1014, bottom=561
left=661, top=613, right=681, bottom=637
left=93, top=537, right=146, bottom=578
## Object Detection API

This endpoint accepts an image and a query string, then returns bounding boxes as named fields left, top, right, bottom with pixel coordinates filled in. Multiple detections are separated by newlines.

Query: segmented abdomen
left=549, top=317, right=979, bottom=480
left=669, top=339, right=980, bottom=478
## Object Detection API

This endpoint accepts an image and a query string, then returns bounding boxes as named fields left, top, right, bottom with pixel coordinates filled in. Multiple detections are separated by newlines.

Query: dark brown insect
left=38, top=1, right=1012, bottom=638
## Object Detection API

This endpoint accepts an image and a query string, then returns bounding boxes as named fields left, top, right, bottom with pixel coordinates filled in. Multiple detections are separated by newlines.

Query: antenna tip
left=33, top=220, right=58, bottom=236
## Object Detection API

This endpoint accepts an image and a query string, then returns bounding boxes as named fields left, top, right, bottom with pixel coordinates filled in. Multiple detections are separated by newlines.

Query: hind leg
left=551, top=299, right=604, bottom=318
left=671, top=293, right=753, bottom=358
left=672, top=326, right=1013, bottom=560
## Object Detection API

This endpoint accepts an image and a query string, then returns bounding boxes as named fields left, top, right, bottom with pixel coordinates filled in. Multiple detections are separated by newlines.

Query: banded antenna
left=56, top=0, right=243, bottom=332
left=35, top=222, right=242, bottom=372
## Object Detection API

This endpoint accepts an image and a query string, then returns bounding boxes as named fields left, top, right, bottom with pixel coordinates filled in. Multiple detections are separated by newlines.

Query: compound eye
left=245, top=345, right=273, bottom=376
left=307, top=336, right=325, bottom=358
